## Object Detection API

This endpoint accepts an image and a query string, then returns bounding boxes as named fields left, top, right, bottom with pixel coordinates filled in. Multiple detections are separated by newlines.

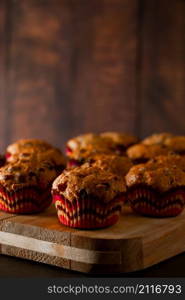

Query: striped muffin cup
left=5, top=151, right=13, bottom=163
left=127, top=186, right=185, bottom=217
left=53, top=193, right=125, bottom=229
left=0, top=185, right=52, bottom=214
left=65, top=146, right=73, bottom=157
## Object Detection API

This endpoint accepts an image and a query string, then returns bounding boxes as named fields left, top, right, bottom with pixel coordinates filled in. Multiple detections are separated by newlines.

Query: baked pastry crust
left=52, top=165, right=126, bottom=203
left=66, top=133, right=109, bottom=157
left=67, top=143, right=112, bottom=162
left=100, top=131, right=138, bottom=150
left=142, top=133, right=185, bottom=154
left=83, top=153, right=133, bottom=177
left=126, top=161, right=185, bottom=193
left=142, top=133, right=173, bottom=145
left=164, top=136, right=185, bottom=154
left=126, top=143, right=172, bottom=163
left=0, top=159, right=58, bottom=191
left=6, top=139, right=66, bottom=170
left=0, top=161, right=38, bottom=190
left=66, top=132, right=138, bottom=159
left=148, top=154, right=185, bottom=171
left=7, top=139, right=52, bottom=156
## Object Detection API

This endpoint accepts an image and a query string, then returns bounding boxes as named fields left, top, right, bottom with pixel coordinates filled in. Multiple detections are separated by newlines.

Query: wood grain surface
left=0, top=0, right=7, bottom=151
left=139, top=0, right=185, bottom=137
left=0, top=0, right=184, bottom=153
left=1, top=205, right=185, bottom=274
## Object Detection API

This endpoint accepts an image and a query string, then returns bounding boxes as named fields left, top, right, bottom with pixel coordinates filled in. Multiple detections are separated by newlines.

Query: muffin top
left=0, top=158, right=60, bottom=191
left=142, top=133, right=173, bottom=145
left=52, top=165, right=126, bottom=203
left=0, top=161, right=38, bottom=190
left=164, top=136, right=185, bottom=154
left=7, top=139, right=53, bottom=156
left=126, top=143, right=172, bottom=163
left=83, top=153, right=133, bottom=177
left=66, top=133, right=109, bottom=157
left=147, top=154, right=185, bottom=171
left=6, top=139, right=66, bottom=169
left=12, top=148, right=66, bottom=169
left=38, top=148, right=66, bottom=171
left=142, top=133, right=185, bottom=154
left=35, top=159, right=60, bottom=189
left=126, top=161, right=185, bottom=193
left=67, top=142, right=113, bottom=162
left=100, top=131, right=138, bottom=151
left=67, top=132, right=138, bottom=158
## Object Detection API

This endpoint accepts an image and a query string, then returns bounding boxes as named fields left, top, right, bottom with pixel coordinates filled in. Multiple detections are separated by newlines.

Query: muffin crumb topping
left=52, top=165, right=126, bottom=203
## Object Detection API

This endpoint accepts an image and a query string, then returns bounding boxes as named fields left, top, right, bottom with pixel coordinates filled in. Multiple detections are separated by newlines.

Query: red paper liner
left=5, top=151, right=12, bottom=162
left=0, top=186, right=52, bottom=214
left=127, top=186, right=185, bottom=217
left=53, top=194, right=125, bottom=229
left=65, top=146, right=73, bottom=157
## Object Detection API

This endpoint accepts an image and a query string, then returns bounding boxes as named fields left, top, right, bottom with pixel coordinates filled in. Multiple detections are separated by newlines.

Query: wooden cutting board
left=0, top=204, right=185, bottom=274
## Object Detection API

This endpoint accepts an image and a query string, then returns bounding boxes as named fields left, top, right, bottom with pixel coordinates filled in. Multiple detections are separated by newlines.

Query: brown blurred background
left=0, top=0, right=184, bottom=152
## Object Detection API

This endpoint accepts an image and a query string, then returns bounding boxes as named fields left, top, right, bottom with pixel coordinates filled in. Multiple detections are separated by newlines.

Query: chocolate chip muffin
left=0, top=160, right=55, bottom=213
left=100, top=131, right=138, bottom=155
left=52, top=165, right=126, bottom=228
left=126, top=161, right=185, bottom=217
left=6, top=139, right=66, bottom=173
left=126, top=143, right=172, bottom=164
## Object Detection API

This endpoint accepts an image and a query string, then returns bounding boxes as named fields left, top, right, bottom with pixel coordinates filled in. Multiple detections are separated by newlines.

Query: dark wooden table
left=0, top=253, right=185, bottom=277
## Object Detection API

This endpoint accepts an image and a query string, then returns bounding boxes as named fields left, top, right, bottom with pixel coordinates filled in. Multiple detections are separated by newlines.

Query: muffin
left=0, top=160, right=56, bottom=213
left=142, top=133, right=173, bottom=145
left=126, top=143, right=172, bottom=164
left=52, top=166, right=126, bottom=228
left=101, top=131, right=138, bottom=155
left=6, top=139, right=66, bottom=173
left=126, top=162, right=185, bottom=217
left=82, top=153, right=133, bottom=178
